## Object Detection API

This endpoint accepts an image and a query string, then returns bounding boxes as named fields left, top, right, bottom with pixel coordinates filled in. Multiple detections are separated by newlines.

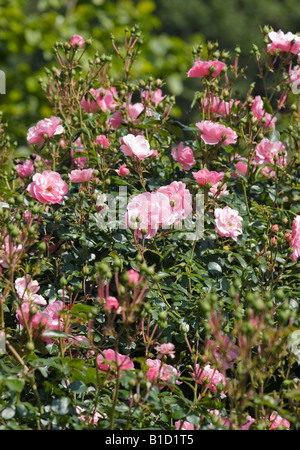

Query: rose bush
left=0, top=25, right=300, bottom=430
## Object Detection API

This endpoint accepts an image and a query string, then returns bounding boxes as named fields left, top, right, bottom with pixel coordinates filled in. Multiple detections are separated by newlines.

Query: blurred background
left=1, top=0, right=300, bottom=145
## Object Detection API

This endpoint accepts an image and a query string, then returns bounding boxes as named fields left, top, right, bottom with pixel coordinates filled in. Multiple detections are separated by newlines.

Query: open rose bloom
left=196, top=120, right=238, bottom=145
left=97, top=349, right=134, bottom=372
left=214, top=206, right=243, bottom=241
left=171, top=142, right=196, bottom=170
left=120, top=133, right=153, bottom=160
left=267, top=29, right=300, bottom=54
left=188, top=59, right=226, bottom=77
left=27, top=116, right=64, bottom=147
left=28, top=170, right=68, bottom=204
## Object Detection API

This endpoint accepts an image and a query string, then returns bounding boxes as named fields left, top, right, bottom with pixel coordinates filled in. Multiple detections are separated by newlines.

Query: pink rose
left=171, top=142, right=196, bottom=171
left=70, top=34, right=85, bottom=48
left=27, top=116, right=64, bottom=147
left=120, top=134, right=153, bottom=160
left=155, top=343, right=175, bottom=359
left=0, top=235, right=23, bottom=269
left=116, top=164, right=130, bottom=177
left=196, top=120, right=238, bottom=145
left=95, top=134, right=110, bottom=148
left=175, top=421, right=198, bottom=430
left=231, top=154, right=248, bottom=177
left=290, top=215, right=300, bottom=261
left=187, top=60, right=226, bottom=77
left=201, top=96, right=238, bottom=115
left=70, top=137, right=87, bottom=169
left=146, top=358, right=181, bottom=388
left=267, top=30, right=300, bottom=54
left=127, top=102, right=144, bottom=121
left=104, top=296, right=119, bottom=312
left=157, top=181, right=192, bottom=221
left=27, top=170, right=68, bottom=204
left=16, top=300, right=64, bottom=338
left=269, top=412, right=290, bottom=430
left=15, top=159, right=34, bottom=178
left=214, top=206, right=243, bottom=241
left=254, top=138, right=287, bottom=177
left=97, top=349, right=134, bottom=372
left=127, top=269, right=140, bottom=285
left=193, top=363, right=227, bottom=397
left=126, top=191, right=175, bottom=239
left=68, top=168, right=94, bottom=183
left=209, top=182, right=229, bottom=198
left=251, top=96, right=277, bottom=130
left=107, top=110, right=123, bottom=129
left=141, top=89, right=166, bottom=105
left=289, top=65, right=300, bottom=93
left=15, top=275, right=46, bottom=306
left=81, top=87, right=118, bottom=113
left=193, top=168, right=224, bottom=186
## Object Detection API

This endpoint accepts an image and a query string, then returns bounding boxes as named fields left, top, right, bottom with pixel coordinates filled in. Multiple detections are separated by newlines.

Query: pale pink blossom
left=76, top=406, right=103, bottom=424
left=126, top=191, right=175, bottom=239
left=68, top=168, right=94, bottom=183
left=175, top=420, right=198, bottom=430
left=201, top=96, right=238, bottom=115
left=141, top=89, right=166, bottom=105
left=81, top=87, right=118, bottom=113
left=96, top=349, right=134, bottom=372
left=146, top=358, right=181, bottom=388
left=272, top=224, right=279, bottom=232
left=104, top=296, right=119, bottom=312
left=15, top=159, right=34, bottom=178
left=209, top=182, right=229, bottom=198
left=120, top=134, right=153, bottom=160
left=15, top=275, right=46, bottom=306
left=214, top=206, right=243, bottom=241
left=188, top=60, right=226, bottom=78
left=127, top=269, right=140, bottom=285
left=0, top=235, right=23, bottom=269
left=289, top=65, right=300, bottom=93
left=127, top=102, right=144, bottom=121
left=196, top=120, right=238, bottom=145
left=157, top=181, right=192, bottom=221
left=290, top=215, right=300, bottom=261
left=251, top=95, right=277, bottom=129
left=116, top=164, right=130, bottom=176
left=28, top=170, right=68, bottom=204
left=155, top=343, right=175, bottom=359
left=70, top=137, right=87, bottom=169
left=269, top=412, right=290, bottom=430
left=107, top=110, right=123, bottom=129
left=254, top=138, right=287, bottom=177
left=267, top=30, right=300, bottom=55
left=193, top=363, right=227, bottom=397
left=27, top=116, right=64, bottom=147
left=70, top=34, right=85, bottom=48
left=231, top=154, right=248, bottom=177
left=171, top=142, right=196, bottom=170
left=192, top=169, right=224, bottom=186
left=95, top=134, right=110, bottom=148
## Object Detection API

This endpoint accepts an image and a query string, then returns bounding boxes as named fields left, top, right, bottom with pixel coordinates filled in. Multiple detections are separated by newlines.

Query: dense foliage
left=0, top=23, right=300, bottom=430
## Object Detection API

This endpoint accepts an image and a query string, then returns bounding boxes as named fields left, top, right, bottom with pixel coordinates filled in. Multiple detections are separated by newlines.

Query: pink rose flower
left=187, top=60, right=226, bottom=77
left=157, top=181, right=192, bottom=221
left=70, top=34, right=85, bottom=48
left=272, top=224, right=279, bottom=232
left=175, top=420, right=198, bottom=430
left=251, top=95, right=277, bottom=130
left=120, top=134, right=153, bottom=160
left=267, top=29, right=300, bottom=54
left=126, top=191, right=175, bottom=239
left=70, top=137, right=87, bottom=169
left=81, top=87, right=118, bottom=113
left=27, top=116, right=64, bottom=147
left=104, top=296, right=119, bottom=312
left=127, top=102, right=144, bottom=121
left=15, top=159, right=34, bottom=178
left=95, top=134, right=110, bottom=148
left=192, top=169, right=224, bottom=185
left=116, top=164, right=130, bottom=177
left=76, top=406, right=103, bottom=424
left=254, top=138, right=287, bottom=177
left=141, top=89, right=166, bottom=105
left=196, top=120, right=238, bottom=145
left=68, top=168, right=94, bottom=183
left=193, top=363, right=227, bottom=397
left=290, top=215, right=300, bottom=261
left=107, top=110, right=123, bottom=129
left=146, top=358, right=181, bottom=388
left=0, top=235, right=23, bottom=269
left=97, top=349, right=134, bottom=372
left=127, top=269, right=140, bottom=285
left=231, top=154, right=248, bottom=177
left=201, top=96, right=238, bottom=115
left=155, top=343, right=175, bottom=359
left=27, top=170, right=68, bottom=204
left=289, top=65, right=300, bottom=93
left=206, top=336, right=239, bottom=370
left=269, top=412, right=290, bottom=430
left=171, top=142, right=196, bottom=171
left=214, top=206, right=243, bottom=241
left=15, top=275, right=47, bottom=306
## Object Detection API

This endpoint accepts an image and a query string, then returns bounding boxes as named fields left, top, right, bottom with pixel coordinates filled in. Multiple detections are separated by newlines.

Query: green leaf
left=208, top=261, right=222, bottom=274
